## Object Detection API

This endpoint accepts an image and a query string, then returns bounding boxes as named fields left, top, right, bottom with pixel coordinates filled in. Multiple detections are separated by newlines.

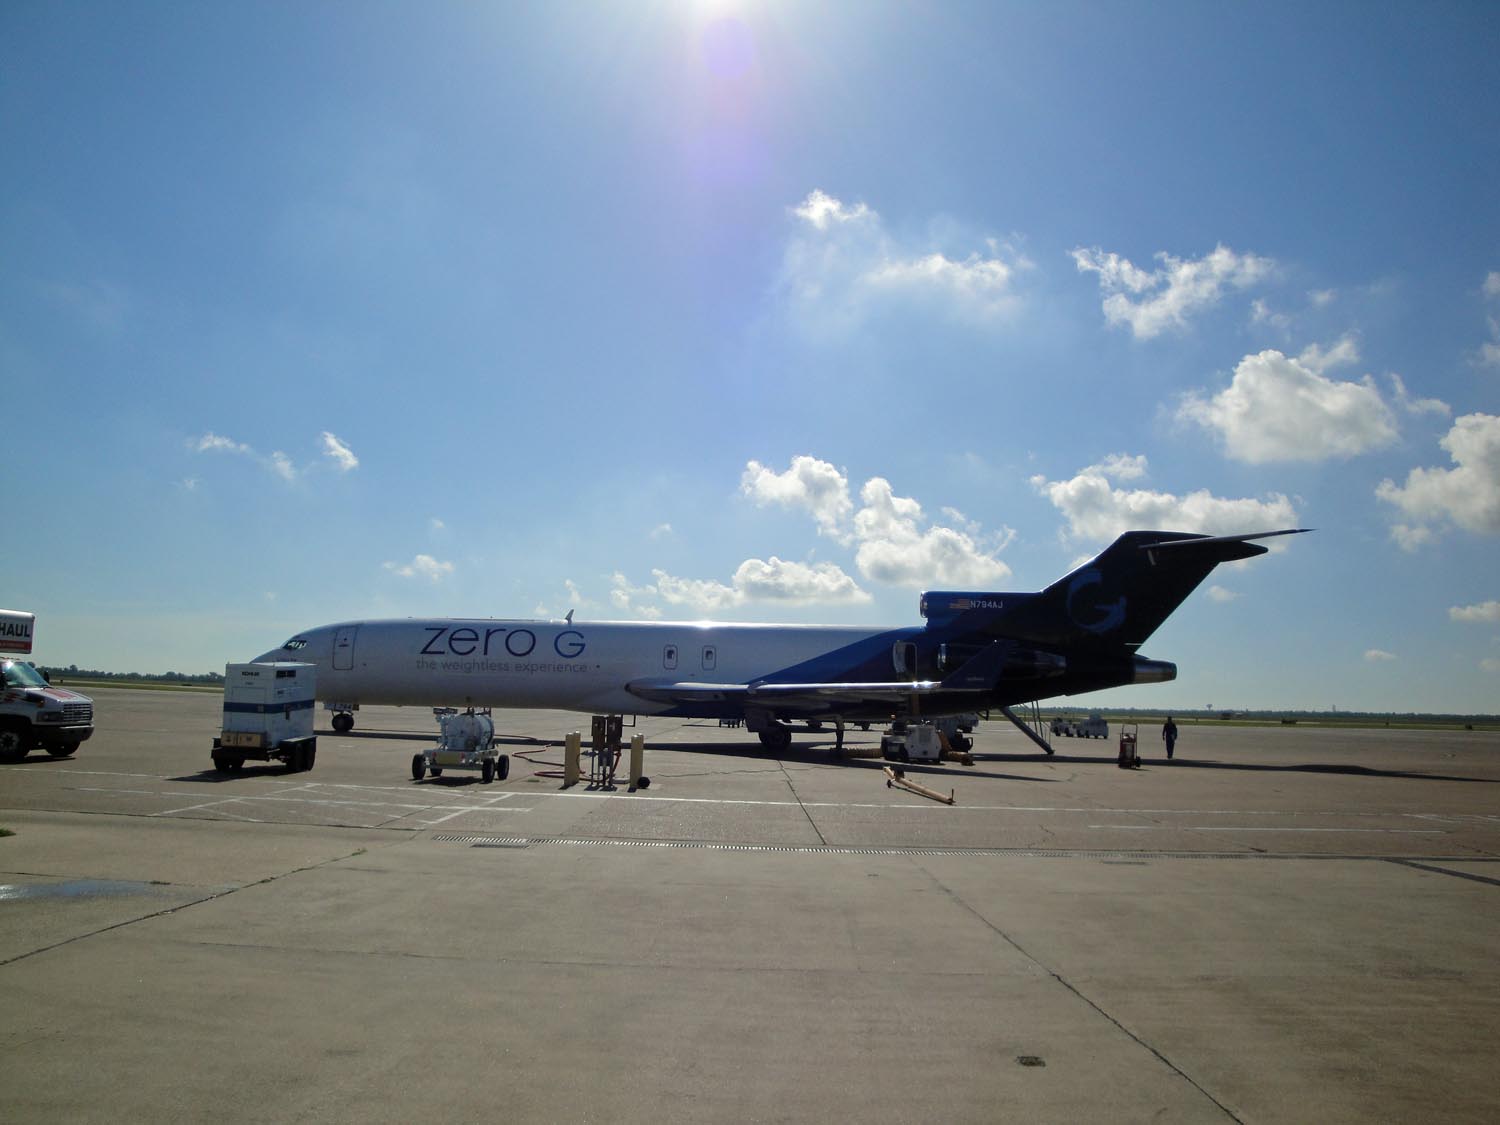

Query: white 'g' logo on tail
left=1066, top=569, right=1126, bottom=633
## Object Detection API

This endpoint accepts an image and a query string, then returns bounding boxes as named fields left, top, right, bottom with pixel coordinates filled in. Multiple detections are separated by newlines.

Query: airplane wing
left=624, top=677, right=984, bottom=711
left=627, top=640, right=1013, bottom=709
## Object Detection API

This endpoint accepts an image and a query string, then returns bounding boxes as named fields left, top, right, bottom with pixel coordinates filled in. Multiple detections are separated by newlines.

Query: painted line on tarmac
left=74, top=786, right=534, bottom=818
left=63, top=781, right=1493, bottom=824
left=1090, top=825, right=1445, bottom=834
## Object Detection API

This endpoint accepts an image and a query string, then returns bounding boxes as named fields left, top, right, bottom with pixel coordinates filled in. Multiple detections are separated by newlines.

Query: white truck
left=0, top=609, right=95, bottom=761
left=212, top=662, right=318, bottom=772
left=1050, top=712, right=1109, bottom=739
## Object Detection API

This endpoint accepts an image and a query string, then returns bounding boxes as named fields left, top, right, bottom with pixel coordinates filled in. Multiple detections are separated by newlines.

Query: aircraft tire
left=332, top=713, right=354, bottom=734
left=411, top=754, right=425, bottom=781
left=758, top=726, right=792, bottom=753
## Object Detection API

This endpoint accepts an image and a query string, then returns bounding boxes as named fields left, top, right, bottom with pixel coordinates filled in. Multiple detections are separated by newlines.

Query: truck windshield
left=2, top=661, right=49, bottom=689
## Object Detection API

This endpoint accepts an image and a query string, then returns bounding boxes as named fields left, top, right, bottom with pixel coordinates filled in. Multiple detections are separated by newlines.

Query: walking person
left=1162, top=716, right=1178, bottom=760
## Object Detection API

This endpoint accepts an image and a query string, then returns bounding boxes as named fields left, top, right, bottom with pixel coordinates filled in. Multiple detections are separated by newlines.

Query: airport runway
left=3, top=688, right=1498, bottom=1122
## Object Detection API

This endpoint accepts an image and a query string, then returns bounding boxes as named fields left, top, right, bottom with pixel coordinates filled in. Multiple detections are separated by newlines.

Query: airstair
left=1001, top=701, right=1054, bottom=755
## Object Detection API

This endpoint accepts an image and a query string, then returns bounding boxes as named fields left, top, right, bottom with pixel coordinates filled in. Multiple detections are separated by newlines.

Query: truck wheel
left=212, top=752, right=233, bottom=773
left=411, top=754, right=425, bottom=781
left=481, top=759, right=495, bottom=784
left=428, top=767, right=443, bottom=778
left=304, top=744, right=316, bottom=771
left=496, top=755, right=509, bottom=781
left=0, top=725, right=29, bottom=761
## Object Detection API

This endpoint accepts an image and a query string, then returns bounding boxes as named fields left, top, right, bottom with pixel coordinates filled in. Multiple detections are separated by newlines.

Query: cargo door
left=333, top=626, right=358, bottom=671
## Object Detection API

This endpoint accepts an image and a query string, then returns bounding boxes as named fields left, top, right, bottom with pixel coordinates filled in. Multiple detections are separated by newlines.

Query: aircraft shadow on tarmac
left=170, top=766, right=305, bottom=783
left=978, top=753, right=1500, bottom=784
left=637, top=739, right=1058, bottom=784
left=318, top=728, right=552, bottom=750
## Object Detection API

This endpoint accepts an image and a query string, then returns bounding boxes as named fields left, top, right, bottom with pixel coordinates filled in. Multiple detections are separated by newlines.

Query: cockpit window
left=282, top=637, right=309, bottom=650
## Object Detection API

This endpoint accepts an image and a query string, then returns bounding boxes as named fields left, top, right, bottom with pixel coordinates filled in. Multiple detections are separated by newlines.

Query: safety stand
left=564, top=731, right=582, bottom=788
left=589, top=715, right=621, bottom=789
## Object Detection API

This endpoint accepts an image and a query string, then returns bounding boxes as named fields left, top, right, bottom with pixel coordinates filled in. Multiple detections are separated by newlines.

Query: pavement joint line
left=916, top=863, right=1245, bottom=1123
left=421, top=834, right=1500, bottom=862
left=1386, top=859, right=1500, bottom=888
left=0, top=846, right=371, bottom=969
left=1088, top=825, right=1447, bottom=834
left=71, top=786, right=530, bottom=815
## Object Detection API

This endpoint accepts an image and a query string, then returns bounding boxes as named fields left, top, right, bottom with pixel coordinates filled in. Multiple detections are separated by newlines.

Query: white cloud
left=1310, top=289, right=1338, bottom=307
left=1177, top=346, right=1397, bottom=463
left=1483, top=657, right=1500, bottom=674
left=1093, top=453, right=1149, bottom=481
left=193, top=432, right=254, bottom=456
left=1480, top=272, right=1500, bottom=367
left=1364, top=649, right=1397, bottom=662
left=320, top=431, right=359, bottom=472
left=1450, top=600, right=1500, bottom=624
left=781, top=189, right=1026, bottom=330
left=192, top=430, right=360, bottom=482
left=1071, top=243, right=1276, bottom=339
left=1031, top=456, right=1299, bottom=542
left=649, top=523, right=673, bottom=540
left=1388, top=524, right=1434, bottom=552
left=730, top=558, right=870, bottom=604
left=383, top=554, right=454, bottom=582
left=1376, top=413, right=1500, bottom=542
left=646, top=556, right=871, bottom=615
left=741, top=455, right=1012, bottom=589
left=852, top=477, right=1012, bottom=588
left=792, top=189, right=874, bottom=231
left=1388, top=373, right=1450, bottom=418
left=1296, top=336, right=1361, bottom=374
left=1208, top=585, right=1240, bottom=603
left=609, top=573, right=663, bottom=619
left=742, top=456, right=854, bottom=541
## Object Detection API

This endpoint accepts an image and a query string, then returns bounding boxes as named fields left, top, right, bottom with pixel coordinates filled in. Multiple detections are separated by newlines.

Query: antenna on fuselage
left=565, top=609, right=574, bottom=624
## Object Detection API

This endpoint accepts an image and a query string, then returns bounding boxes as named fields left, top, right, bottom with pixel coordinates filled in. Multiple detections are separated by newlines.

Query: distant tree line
left=38, top=665, right=225, bottom=685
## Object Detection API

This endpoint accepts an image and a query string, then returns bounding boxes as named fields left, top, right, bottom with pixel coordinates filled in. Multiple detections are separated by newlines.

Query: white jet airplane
left=251, top=529, right=1305, bottom=752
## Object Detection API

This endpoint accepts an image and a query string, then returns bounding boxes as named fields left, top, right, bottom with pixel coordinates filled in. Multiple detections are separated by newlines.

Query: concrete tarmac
left=2, top=687, right=1498, bottom=1122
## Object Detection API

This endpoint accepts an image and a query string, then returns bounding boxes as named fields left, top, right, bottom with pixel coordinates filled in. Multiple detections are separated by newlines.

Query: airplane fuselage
left=252, top=530, right=1306, bottom=740
left=258, top=618, right=923, bottom=720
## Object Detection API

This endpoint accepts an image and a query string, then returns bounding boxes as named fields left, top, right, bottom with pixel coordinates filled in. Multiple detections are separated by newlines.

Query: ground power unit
left=213, top=662, right=317, bottom=773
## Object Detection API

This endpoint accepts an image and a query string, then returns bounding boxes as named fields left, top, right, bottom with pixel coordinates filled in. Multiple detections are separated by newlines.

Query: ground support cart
left=213, top=662, right=317, bottom=773
left=412, top=708, right=509, bottom=783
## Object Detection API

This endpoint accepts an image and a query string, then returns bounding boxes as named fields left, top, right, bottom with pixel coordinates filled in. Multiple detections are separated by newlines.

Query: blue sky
left=3, top=1, right=1498, bottom=712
